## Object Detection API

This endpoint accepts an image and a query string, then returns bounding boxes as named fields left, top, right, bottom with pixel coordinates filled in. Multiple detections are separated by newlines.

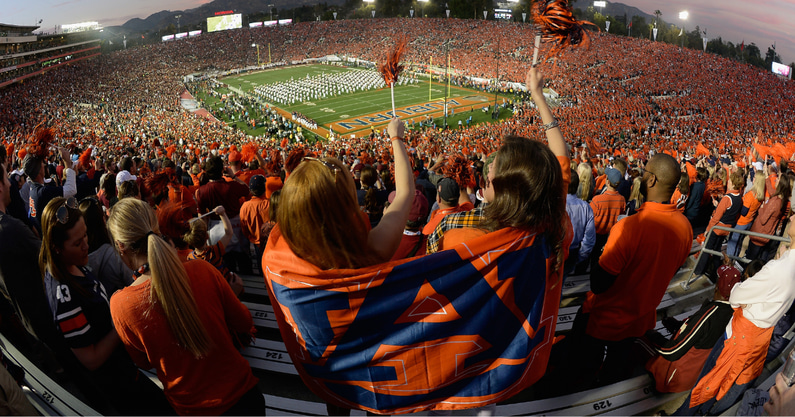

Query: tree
left=765, top=44, right=782, bottom=66
left=745, top=42, right=761, bottom=60
left=630, top=16, right=647, bottom=39
left=447, top=0, right=493, bottom=19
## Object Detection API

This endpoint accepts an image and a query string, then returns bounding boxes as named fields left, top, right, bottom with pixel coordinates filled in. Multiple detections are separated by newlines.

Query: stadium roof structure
left=0, top=23, right=40, bottom=36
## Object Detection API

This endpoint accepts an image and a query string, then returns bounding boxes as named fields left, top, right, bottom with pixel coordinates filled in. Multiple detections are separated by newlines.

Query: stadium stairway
left=4, top=237, right=791, bottom=416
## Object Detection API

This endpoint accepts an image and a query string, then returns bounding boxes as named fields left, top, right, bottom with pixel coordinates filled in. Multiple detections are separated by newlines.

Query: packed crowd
left=1, top=16, right=795, bottom=416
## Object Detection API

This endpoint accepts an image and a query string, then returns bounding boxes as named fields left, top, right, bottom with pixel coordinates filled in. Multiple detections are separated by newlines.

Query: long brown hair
left=481, top=136, right=567, bottom=270
left=40, top=197, right=83, bottom=285
left=107, top=198, right=211, bottom=358
left=277, top=157, right=379, bottom=269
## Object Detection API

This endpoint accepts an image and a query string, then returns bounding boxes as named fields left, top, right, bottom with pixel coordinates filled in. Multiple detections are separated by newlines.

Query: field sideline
left=220, top=64, right=510, bottom=136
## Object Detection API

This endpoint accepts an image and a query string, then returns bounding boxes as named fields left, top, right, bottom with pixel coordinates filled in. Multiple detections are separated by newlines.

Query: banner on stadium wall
left=250, top=22, right=263, bottom=28
left=703, top=38, right=708, bottom=51
left=653, top=28, right=657, bottom=41
left=446, top=9, right=450, bottom=18
left=605, top=20, right=610, bottom=32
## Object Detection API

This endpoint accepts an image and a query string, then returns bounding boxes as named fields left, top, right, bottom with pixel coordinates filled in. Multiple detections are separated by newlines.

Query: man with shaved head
left=571, top=153, right=693, bottom=385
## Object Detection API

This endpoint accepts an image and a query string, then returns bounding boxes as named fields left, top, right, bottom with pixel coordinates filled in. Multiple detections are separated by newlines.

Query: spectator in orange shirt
left=591, top=167, right=625, bottom=235
left=670, top=171, right=690, bottom=212
left=567, top=153, right=693, bottom=387
left=726, top=171, right=765, bottom=257
left=421, top=178, right=474, bottom=235
left=694, top=171, right=745, bottom=282
left=589, top=167, right=626, bottom=263
left=240, top=175, right=271, bottom=262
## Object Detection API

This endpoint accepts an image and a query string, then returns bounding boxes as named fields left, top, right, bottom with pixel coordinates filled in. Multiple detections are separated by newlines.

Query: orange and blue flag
left=263, top=225, right=563, bottom=414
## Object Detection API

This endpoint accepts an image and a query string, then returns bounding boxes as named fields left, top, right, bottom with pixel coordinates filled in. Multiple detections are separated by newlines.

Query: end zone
left=334, top=95, right=490, bottom=135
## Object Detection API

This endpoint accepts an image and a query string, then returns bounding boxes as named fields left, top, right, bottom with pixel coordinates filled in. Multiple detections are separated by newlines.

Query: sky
left=4, top=0, right=795, bottom=63
left=622, top=0, right=795, bottom=64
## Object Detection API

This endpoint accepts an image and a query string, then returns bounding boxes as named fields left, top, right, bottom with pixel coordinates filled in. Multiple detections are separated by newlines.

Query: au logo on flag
left=264, top=226, right=563, bottom=414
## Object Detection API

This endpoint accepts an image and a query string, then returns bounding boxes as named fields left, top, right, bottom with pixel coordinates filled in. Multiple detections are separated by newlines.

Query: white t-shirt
left=727, top=249, right=795, bottom=337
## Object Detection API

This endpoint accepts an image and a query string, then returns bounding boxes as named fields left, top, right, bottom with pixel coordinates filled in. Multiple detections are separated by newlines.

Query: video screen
left=772, top=62, right=792, bottom=78
left=207, top=14, right=242, bottom=33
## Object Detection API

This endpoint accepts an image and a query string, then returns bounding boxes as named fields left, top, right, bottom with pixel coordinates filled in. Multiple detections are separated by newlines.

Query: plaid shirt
left=426, top=206, right=485, bottom=254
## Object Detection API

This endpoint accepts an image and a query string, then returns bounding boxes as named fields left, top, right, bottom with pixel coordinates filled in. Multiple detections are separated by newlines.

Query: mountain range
left=118, top=0, right=346, bottom=32
left=114, top=0, right=658, bottom=34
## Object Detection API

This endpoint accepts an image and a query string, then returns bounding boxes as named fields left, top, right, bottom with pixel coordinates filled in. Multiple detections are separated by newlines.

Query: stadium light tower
left=679, top=10, right=688, bottom=48
left=251, top=43, right=260, bottom=66
left=593, top=1, right=606, bottom=15
left=418, top=0, right=429, bottom=18
left=175, top=15, right=181, bottom=33
left=268, top=4, right=274, bottom=21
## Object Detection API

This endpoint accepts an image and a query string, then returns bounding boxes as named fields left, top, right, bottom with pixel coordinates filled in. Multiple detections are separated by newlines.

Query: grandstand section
left=0, top=23, right=100, bottom=88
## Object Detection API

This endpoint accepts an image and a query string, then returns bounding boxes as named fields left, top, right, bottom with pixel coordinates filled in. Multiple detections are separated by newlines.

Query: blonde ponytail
left=108, top=199, right=211, bottom=357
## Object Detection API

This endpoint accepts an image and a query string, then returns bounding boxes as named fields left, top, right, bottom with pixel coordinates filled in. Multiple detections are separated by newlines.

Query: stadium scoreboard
left=207, top=14, right=242, bottom=33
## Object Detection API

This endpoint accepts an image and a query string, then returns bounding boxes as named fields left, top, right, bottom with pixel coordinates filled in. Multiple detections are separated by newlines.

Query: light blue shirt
left=566, top=193, right=596, bottom=263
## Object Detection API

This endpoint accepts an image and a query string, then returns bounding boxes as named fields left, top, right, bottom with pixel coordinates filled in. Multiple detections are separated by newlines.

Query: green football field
left=219, top=64, right=510, bottom=136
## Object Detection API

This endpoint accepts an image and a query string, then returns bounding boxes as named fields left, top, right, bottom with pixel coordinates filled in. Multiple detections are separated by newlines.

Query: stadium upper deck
left=0, top=22, right=101, bottom=89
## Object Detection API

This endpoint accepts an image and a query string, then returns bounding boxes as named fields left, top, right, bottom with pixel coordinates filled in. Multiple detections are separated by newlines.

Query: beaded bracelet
left=541, top=119, right=560, bottom=131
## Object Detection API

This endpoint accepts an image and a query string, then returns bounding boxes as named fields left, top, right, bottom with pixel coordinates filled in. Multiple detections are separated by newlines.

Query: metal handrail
left=681, top=225, right=791, bottom=289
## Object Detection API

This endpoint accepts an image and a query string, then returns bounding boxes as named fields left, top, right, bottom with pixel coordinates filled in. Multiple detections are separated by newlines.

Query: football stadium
left=2, top=1, right=795, bottom=416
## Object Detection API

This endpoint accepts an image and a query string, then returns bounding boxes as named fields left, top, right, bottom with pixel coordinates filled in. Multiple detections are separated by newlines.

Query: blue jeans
left=693, top=232, right=726, bottom=281
left=726, top=223, right=751, bottom=257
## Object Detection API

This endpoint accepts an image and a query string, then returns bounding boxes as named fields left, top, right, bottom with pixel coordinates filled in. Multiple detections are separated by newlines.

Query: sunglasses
left=56, top=197, right=78, bottom=224
left=302, top=157, right=340, bottom=180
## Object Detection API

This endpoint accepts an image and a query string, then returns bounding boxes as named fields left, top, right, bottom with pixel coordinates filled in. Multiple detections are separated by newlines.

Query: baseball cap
left=389, top=189, right=429, bottom=223
left=437, top=177, right=460, bottom=203
left=116, top=170, right=137, bottom=189
left=249, top=175, right=266, bottom=197
left=605, top=167, right=622, bottom=185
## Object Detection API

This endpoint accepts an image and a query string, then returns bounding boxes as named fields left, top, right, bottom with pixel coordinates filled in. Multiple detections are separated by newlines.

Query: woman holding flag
left=431, top=66, right=572, bottom=268
left=262, top=65, right=572, bottom=414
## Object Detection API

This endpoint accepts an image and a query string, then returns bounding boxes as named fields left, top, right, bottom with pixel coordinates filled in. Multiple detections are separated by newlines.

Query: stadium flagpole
left=493, top=37, right=500, bottom=119
left=447, top=53, right=451, bottom=103
left=429, top=56, right=433, bottom=101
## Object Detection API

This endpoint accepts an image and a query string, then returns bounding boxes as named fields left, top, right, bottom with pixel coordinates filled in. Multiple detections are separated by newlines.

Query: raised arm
left=527, top=67, right=567, bottom=158
left=368, top=118, right=415, bottom=261
left=214, top=205, right=234, bottom=248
